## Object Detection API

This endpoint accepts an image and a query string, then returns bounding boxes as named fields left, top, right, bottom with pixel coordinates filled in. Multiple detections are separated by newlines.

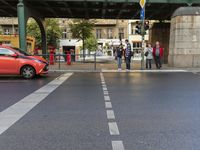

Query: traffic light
left=135, top=21, right=141, bottom=35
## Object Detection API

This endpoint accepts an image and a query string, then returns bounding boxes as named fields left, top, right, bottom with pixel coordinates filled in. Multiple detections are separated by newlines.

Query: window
left=96, top=29, right=102, bottom=39
left=15, top=28, right=18, bottom=35
left=62, top=29, right=67, bottom=39
left=4, top=28, right=10, bottom=35
left=107, top=28, right=113, bottom=39
left=119, top=28, right=124, bottom=39
left=0, top=48, right=14, bottom=56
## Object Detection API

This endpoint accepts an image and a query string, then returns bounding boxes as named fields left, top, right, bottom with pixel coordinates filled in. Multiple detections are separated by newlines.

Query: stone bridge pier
left=169, top=7, right=200, bottom=67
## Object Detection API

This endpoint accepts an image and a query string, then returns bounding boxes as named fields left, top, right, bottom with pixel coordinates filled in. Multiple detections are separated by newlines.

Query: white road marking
left=112, top=141, right=125, bottom=150
left=0, top=73, right=73, bottom=135
left=104, top=91, right=109, bottom=95
left=102, top=84, right=107, bottom=87
left=103, top=87, right=108, bottom=91
left=105, top=102, right=112, bottom=109
left=107, top=110, right=115, bottom=119
left=104, top=95, right=110, bottom=101
left=100, top=73, right=125, bottom=149
left=108, top=122, right=120, bottom=135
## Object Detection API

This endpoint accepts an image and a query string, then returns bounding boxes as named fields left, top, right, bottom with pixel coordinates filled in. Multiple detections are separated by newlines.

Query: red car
left=0, top=46, right=49, bottom=79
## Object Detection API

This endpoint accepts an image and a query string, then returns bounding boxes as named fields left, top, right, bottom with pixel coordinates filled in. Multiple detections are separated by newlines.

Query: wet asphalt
left=0, top=72, right=200, bottom=150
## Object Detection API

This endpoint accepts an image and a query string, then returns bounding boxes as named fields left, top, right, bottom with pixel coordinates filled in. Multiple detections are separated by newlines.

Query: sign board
left=140, top=9, right=145, bottom=20
left=140, top=0, right=146, bottom=8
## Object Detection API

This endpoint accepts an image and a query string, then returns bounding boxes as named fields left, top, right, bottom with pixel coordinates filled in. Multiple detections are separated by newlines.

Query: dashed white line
left=107, top=110, right=115, bottom=119
left=104, top=95, right=110, bottom=101
left=105, top=102, right=112, bottom=109
left=112, top=141, right=125, bottom=150
left=0, top=73, right=73, bottom=135
left=103, top=87, right=108, bottom=91
left=102, top=84, right=107, bottom=87
left=104, top=91, right=109, bottom=95
left=100, top=72, right=125, bottom=150
left=108, top=122, right=120, bottom=135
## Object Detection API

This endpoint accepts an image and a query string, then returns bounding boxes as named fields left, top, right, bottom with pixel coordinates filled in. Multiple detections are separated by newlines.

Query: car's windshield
left=11, top=47, right=32, bottom=56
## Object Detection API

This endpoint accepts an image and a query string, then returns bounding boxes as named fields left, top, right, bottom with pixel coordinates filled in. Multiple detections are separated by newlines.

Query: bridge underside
left=2, top=0, right=200, bottom=56
left=2, top=0, right=200, bottom=20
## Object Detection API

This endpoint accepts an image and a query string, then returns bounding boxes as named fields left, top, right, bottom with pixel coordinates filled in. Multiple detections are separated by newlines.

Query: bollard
left=49, top=50, right=54, bottom=65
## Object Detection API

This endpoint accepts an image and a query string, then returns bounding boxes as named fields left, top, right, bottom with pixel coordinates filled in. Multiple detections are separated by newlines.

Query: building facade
left=59, top=19, right=129, bottom=49
left=0, top=17, right=18, bottom=35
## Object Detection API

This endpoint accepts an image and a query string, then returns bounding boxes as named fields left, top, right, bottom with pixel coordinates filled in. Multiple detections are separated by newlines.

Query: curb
left=49, top=69, right=189, bottom=73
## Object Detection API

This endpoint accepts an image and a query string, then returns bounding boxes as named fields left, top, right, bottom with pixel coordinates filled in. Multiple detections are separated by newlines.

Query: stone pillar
left=149, top=22, right=170, bottom=64
left=169, top=7, right=200, bottom=67
left=33, top=18, right=47, bottom=54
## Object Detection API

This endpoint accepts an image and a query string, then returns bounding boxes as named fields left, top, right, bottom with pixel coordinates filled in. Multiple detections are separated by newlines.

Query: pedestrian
left=153, top=41, right=163, bottom=69
left=145, top=43, right=153, bottom=69
left=116, top=44, right=123, bottom=71
left=125, top=39, right=132, bottom=71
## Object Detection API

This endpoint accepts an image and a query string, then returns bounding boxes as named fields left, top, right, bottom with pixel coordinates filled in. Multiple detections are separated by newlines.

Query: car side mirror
left=11, top=53, right=18, bottom=58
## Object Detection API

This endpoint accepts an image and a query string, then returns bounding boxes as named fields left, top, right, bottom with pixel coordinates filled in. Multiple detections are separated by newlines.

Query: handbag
left=145, top=51, right=149, bottom=57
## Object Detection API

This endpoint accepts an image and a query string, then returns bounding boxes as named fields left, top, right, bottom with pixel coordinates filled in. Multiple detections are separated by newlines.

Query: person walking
left=145, top=43, right=153, bottom=69
left=116, top=44, right=123, bottom=71
left=153, top=41, right=163, bottom=69
left=125, top=39, right=132, bottom=71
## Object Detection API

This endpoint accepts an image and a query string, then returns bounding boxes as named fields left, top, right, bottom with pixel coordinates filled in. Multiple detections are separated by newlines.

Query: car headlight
left=34, top=59, right=42, bottom=63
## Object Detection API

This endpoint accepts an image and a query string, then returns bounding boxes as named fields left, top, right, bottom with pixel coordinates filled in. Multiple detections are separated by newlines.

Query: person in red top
left=153, top=41, right=164, bottom=69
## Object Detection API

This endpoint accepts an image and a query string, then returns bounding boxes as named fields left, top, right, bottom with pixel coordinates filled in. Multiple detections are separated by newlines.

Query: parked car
left=0, top=46, right=49, bottom=79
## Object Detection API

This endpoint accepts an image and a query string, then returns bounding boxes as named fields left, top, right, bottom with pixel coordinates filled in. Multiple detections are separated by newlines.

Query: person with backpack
left=145, top=43, right=153, bottom=69
left=153, top=41, right=164, bottom=69
left=125, top=39, right=133, bottom=71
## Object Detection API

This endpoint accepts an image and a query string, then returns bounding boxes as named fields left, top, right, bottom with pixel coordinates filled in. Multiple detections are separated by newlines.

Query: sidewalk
left=48, top=60, right=197, bottom=72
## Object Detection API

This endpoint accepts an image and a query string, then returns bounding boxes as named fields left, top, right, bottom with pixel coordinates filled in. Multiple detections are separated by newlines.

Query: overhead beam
left=0, top=9, right=13, bottom=17
left=84, top=1, right=89, bottom=19
left=102, top=0, right=108, bottom=18
left=1, top=0, right=16, bottom=11
left=117, top=3, right=127, bottom=19
left=61, top=2, right=73, bottom=18
left=40, top=1, right=58, bottom=17
left=11, top=0, right=200, bottom=4
left=147, top=4, right=169, bottom=19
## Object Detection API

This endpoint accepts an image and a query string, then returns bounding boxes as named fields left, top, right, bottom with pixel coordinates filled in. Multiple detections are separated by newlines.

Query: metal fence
left=35, top=48, right=165, bottom=71
left=35, top=53, right=111, bottom=71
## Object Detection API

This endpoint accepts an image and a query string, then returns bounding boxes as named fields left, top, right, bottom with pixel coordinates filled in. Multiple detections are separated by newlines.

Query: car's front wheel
left=21, top=65, right=36, bottom=79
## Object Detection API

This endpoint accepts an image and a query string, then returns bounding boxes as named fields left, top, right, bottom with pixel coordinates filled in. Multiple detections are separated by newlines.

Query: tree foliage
left=85, top=36, right=98, bottom=52
left=69, top=19, right=94, bottom=41
left=69, top=19, right=95, bottom=60
left=26, top=18, right=62, bottom=48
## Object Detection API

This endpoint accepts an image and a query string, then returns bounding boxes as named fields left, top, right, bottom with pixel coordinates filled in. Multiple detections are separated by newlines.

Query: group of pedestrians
left=145, top=41, right=163, bottom=69
left=116, top=39, right=133, bottom=71
left=115, top=40, right=164, bottom=71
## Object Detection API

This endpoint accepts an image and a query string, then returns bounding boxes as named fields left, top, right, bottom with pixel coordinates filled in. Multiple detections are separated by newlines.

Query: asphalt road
left=0, top=72, right=200, bottom=150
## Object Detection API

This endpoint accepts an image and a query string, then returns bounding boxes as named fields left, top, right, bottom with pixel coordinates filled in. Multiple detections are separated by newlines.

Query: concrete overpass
left=2, top=0, right=200, bottom=65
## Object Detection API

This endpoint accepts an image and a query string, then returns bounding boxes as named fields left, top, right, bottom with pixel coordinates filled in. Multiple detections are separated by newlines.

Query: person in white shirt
left=145, top=43, right=153, bottom=69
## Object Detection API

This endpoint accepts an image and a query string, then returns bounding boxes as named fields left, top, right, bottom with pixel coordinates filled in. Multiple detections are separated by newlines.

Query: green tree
left=26, top=18, right=62, bottom=48
left=85, top=36, right=98, bottom=53
left=45, top=19, right=62, bottom=48
left=26, top=19, right=41, bottom=46
left=69, top=19, right=94, bottom=61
